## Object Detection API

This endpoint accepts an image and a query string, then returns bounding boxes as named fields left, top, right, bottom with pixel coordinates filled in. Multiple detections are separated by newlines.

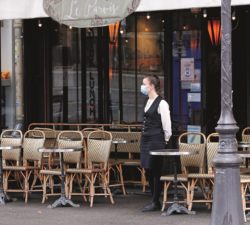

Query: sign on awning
left=43, top=0, right=141, bottom=28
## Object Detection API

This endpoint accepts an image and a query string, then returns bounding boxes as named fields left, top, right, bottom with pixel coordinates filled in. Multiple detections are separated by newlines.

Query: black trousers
left=145, top=156, right=163, bottom=203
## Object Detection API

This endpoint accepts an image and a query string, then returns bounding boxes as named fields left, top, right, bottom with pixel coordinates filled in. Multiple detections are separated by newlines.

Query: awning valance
left=0, top=0, right=249, bottom=20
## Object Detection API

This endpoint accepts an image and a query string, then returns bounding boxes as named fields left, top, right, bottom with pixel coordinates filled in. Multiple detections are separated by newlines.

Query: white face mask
left=140, top=84, right=148, bottom=96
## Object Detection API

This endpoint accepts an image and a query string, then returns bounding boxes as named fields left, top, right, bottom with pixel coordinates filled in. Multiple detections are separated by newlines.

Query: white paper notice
left=187, top=93, right=201, bottom=102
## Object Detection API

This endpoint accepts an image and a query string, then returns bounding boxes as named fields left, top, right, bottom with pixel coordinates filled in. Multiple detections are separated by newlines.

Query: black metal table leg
left=48, top=152, right=80, bottom=208
left=161, top=155, right=195, bottom=216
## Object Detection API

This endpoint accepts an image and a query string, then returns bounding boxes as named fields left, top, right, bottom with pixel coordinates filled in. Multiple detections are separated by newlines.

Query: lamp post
left=211, top=0, right=244, bottom=224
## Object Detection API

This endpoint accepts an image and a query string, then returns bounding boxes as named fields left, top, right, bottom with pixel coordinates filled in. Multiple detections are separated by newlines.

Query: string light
left=146, top=12, right=150, bottom=20
left=203, top=9, right=207, bottom=18
left=38, top=19, right=42, bottom=27
left=232, top=10, right=236, bottom=20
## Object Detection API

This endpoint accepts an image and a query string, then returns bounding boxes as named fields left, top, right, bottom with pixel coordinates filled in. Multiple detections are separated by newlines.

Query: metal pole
left=212, top=0, right=244, bottom=224
left=13, top=20, right=24, bottom=124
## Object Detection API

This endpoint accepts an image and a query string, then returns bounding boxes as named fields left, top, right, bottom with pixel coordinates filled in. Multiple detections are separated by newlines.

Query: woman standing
left=140, top=75, right=172, bottom=212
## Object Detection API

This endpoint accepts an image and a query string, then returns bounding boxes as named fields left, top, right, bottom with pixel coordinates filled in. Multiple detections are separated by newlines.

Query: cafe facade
left=1, top=5, right=250, bottom=137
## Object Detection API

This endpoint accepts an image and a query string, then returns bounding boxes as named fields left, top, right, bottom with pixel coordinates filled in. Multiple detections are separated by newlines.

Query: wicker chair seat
left=240, top=175, right=250, bottom=183
left=40, top=169, right=61, bottom=175
left=3, top=165, right=38, bottom=171
left=188, top=173, right=214, bottom=179
left=117, top=159, right=140, bottom=166
left=66, top=168, right=103, bottom=174
left=160, top=174, right=188, bottom=182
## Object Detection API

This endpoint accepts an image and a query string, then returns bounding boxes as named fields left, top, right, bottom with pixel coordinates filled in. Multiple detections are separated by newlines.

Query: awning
left=0, top=0, right=249, bottom=20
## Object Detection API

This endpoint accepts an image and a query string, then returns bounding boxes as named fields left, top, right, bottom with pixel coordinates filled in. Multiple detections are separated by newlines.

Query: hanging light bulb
left=203, top=9, right=207, bottom=18
left=69, top=26, right=72, bottom=29
left=232, top=10, right=236, bottom=21
left=38, top=19, right=42, bottom=28
left=146, top=12, right=150, bottom=20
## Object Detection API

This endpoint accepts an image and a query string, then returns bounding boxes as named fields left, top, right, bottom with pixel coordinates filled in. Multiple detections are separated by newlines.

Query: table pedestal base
left=0, top=191, right=13, bottom=205
left=246, top=212, right=250, bottom=221
left=161, top=203, right=195, bottom=216
left=48, top=196, right=80, bottom=208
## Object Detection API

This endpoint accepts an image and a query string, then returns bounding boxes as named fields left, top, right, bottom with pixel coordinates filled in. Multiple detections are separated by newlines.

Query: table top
left=238, top=142, right=250, bottom=148
left=150, top=149, right=198, bottom=156
left=112, top=138, right=127, bottom=144
left=237, top=150, right=250, bottom=158
left=0, top=145, right=22, bottom=151
left=37, top=147, right=82, bottom=153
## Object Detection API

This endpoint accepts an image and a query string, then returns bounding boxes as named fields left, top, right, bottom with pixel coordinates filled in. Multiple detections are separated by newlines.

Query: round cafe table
left=112, top=138, right=127, bottom=161
left=38, top=147, right=82, bottom=208
left=0, top=145, right=22, bottom=204
left=150, top=149, right=198, bottom=216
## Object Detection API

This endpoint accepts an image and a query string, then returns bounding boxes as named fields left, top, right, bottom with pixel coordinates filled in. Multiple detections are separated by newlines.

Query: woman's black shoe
left=141, top=202, right=161, bottom=212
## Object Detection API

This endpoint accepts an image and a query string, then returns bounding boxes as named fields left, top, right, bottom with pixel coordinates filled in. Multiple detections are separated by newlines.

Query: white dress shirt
left=144, top=98, right=172, bottom=142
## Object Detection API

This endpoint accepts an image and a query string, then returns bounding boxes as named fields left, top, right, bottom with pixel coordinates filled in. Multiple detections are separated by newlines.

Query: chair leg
left=161, top=181, right=171, bottom=212
left=42, top=175, right=49, bottom=204
left=141, top=168, right=147, bottom=192
left=188, top=178, right=197, bottom=211
left=241, top=183, right=247, bottom=223
left=89, top=174, right=95, bottom=207
left=117, top=164, right=126, bottom=195
left=24, top=171, right=29, bottom=203
left=104, top=174, right=114, bottom=204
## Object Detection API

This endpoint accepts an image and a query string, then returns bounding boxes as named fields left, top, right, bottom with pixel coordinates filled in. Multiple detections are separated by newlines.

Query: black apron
left=140, top=96, right=166, bottom=169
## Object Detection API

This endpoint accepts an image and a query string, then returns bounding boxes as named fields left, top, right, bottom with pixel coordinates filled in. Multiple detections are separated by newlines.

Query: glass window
left=136, top=12, right=165, bottom=122
left=172, top=28, right=202, bottom=132
left=86, top=28, right=99, bottom=122
left=51, top=25, right=82, bottom=123
left=121, top=16, right=136, bottom=123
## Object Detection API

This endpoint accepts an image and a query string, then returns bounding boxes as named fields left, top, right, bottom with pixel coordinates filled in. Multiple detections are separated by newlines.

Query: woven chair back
left=82, top=127, right=103, bottom=135
left=242, top=127, right=250, bottom=143
left=1, top=129, right=23, bottom=164
left=57, top=131, right=84, bottom=166
left=206, top=133, right=219, bottom=174
left=33, top=127, right=57, bottom=148
left=110, top=131, right=141, bottom=153
left=87, top=130, right=112, bottom=170
left=23, top=130, right=45, bottom=165
left=178, top=132, right=206, bottom=174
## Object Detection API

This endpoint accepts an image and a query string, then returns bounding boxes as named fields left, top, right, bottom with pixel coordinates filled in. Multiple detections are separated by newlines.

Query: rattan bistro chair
left=40, top=131, right=84, bottom=203
left=1, top=129, right=23, bottom=194
left=33, top=127, right=57, bottom=169
left=3, top=130, right=45, bottom=202
left=160, top=132, right=206, bottom=212
left=67, top=130, right=114, bottom=207
left=109, top=131, right=145, bottom=193
left=187, top=133, right=217, bottom=211
left=241, top=127, right=250, bottom=170
left=242, top=127, right=250, bottom=143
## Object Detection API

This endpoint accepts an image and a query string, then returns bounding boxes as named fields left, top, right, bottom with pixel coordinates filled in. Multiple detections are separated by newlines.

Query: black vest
left=142, top=96, right=163, bottom=136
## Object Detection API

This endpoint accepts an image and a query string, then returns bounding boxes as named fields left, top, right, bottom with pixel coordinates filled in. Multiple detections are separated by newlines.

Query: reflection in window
left=137, top=13, right=165, bottom=122
left=52, top=26, right=82, bottom=123
left=86, top=28, right=99, bottom=122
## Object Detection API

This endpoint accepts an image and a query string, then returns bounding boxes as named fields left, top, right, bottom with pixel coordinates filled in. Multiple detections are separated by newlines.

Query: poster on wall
left=181, top=58, right=194, bottom=81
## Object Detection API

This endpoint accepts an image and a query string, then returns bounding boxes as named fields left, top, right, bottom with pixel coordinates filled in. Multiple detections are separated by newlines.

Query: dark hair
left=145, top=75, right=161, bottom=94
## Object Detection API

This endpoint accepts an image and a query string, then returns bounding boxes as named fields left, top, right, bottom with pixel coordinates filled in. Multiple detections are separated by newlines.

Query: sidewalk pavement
left=0, top=190, right=248, bottom=225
